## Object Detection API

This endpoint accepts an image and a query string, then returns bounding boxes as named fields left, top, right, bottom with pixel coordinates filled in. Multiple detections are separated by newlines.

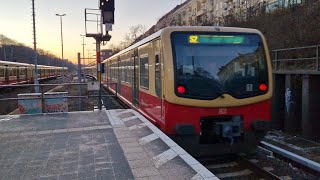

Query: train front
left=161, top=27, right=273, bottom=156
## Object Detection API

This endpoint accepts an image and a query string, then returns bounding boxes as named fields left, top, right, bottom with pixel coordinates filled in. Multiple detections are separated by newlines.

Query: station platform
left=0, top=109, right=217, bottom=180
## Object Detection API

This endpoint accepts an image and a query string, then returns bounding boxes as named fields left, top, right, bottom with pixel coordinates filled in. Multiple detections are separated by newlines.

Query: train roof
left=104, top=26, right=262, bottom=63
left=0, top=60, right=30, bottom=67
left=82, top=66, right=96, bottom=69
left=0, top=60, right=63, bottom=69
left=104, top=29, right=163, bottom=62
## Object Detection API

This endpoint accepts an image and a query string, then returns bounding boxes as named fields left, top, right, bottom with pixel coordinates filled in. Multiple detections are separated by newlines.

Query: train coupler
left=200, top=115, right=243, bottom=144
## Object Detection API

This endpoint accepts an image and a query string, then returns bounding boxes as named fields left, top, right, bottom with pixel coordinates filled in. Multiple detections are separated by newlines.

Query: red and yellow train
left=102, top=26, right=273, bottom=156
left=0, top=60, right=65, bottom=85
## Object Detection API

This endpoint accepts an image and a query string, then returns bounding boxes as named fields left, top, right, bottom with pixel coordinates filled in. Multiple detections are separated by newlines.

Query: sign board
left=44, top=92, right=68, bottom=113
left=87, top=81, right=100, bottom=91
left=106, top=24, right=112, bottom=31
left=18, top=93, right=42, bottom=114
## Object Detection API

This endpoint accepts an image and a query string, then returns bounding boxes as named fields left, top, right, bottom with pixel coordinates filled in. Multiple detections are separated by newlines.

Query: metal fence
left=272, top=45, right=320, bottom=73
left=0, top=82, right=118, bottom=115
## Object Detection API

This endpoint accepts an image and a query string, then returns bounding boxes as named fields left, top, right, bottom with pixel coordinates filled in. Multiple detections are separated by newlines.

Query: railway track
left=198, top=155, right=282, bottom=180
left=198, top=149, right=319, bottom=180
left=258, top=142, right=320, bottom=177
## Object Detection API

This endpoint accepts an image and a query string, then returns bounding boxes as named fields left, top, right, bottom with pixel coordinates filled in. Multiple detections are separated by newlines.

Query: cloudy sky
left=0, top=0, right=185, bottom=63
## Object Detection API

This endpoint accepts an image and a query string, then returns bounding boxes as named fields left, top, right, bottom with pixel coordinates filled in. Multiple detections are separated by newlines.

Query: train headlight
left=259, top=83, right=268, bottom=91
left=177, top=85, right=186, bottom=94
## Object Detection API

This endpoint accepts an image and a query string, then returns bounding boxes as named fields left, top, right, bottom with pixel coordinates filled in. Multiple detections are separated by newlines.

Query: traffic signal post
left=84, top=0, right=114, bottom=110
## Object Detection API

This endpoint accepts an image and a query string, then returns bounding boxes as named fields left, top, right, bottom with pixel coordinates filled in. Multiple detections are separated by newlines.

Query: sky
left=0, top=0, right=186, bottom=64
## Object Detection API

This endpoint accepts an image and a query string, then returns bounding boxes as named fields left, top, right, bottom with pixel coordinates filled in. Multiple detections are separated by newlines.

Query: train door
left=132, top=49, right=139, bottom=107
left=117, top=57, right=121, bottom=94
left=155, top=39, right=164, bottom=121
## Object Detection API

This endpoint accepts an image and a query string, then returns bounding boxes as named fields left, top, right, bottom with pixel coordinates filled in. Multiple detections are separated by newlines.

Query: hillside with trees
left=140, top=1, right=319, bottom=52
left=223, top=1, right=320, bottom=50
left=0, top=34, right=75, bottom=70
left=107, top=1, right=319, bottom=57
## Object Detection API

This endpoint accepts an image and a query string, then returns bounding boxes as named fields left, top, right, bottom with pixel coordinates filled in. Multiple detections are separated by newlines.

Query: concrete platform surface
left=0, top=110, right=218, bottom=180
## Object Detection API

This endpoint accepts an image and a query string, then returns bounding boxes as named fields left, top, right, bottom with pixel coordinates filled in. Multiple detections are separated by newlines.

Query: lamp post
left=56, top=13, right=66, bottom=82
left=32, top=0, right=39, bottom=93
left=80, top=35, right=86, bottom=66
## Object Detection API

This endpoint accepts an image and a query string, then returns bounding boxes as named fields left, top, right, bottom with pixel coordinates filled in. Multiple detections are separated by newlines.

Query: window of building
left=140, top=55, right=149, bottom=89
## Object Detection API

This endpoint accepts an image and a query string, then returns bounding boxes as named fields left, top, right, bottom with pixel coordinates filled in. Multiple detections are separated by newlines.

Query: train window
left=172, top=32, right=268, bottom=100
left=114, top=63, right=117, bottom=79
left=111, top=63, right=115, bottom=80
left=121, top=61, right=125, bottom=82
left=123, top=61, right=127, bottom=83
left=13, top=68, right=17, bottom=76
left=0, top=66, right=4, bottom=77
left=20, top=68, right=24, bottom=75
left=130, top=58, right=134, bottom=84
left=155, top=54, right=161, bottom=97
left=110, top=64, right=113, bottom=79
left=140, top=55, right=149, bottom=89
left=126, top=61, right=130, bottom=84
left=112, top=64, right=114, bottom=79
left=111, top=66, right=113, bottom=79
left=9, top=68, right=13, bottom=76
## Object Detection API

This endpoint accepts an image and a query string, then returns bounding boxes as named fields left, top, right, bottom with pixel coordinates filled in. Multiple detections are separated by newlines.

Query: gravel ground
left=101, top=87, right=127, bottom=110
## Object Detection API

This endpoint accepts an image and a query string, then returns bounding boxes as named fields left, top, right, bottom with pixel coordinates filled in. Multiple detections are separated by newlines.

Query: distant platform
left=0, top=110, right=217, bottom=180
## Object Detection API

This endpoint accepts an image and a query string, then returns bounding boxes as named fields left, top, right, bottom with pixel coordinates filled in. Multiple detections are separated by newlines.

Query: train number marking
left=218, top=108, right=227, bottom=115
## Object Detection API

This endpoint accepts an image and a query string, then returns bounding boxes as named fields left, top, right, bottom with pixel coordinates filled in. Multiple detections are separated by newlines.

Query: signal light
left=177, top=86, right=186, bottom=94
left=259, top=84, right=268, bottom=91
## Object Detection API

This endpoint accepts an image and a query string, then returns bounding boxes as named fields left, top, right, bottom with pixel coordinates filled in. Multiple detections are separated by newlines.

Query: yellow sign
left=189, top=35, right=199, bottom=44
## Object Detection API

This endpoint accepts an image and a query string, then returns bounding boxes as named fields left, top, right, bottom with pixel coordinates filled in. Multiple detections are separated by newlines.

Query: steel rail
left=238, top=156, right=282, bottom=180
left=260, top=141, right=320, bottom=176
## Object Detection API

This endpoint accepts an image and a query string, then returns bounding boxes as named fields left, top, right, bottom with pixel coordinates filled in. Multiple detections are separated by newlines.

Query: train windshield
left=172, top=32, right=269, bottom=100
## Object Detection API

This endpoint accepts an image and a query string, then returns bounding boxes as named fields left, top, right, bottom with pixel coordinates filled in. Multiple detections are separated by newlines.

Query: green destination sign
left=189, top=35, right=245, bottom=44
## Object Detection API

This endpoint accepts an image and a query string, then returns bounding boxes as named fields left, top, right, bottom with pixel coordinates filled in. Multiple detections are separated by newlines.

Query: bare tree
left=108, top=24, right=147, bottom=54
left=108, top=43, right=122, bottom=54
left=124, top=24, right=146, bottom=45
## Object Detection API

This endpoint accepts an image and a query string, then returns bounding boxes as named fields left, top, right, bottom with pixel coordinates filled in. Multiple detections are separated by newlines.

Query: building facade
left=153, top=0, right=284, bottom=31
